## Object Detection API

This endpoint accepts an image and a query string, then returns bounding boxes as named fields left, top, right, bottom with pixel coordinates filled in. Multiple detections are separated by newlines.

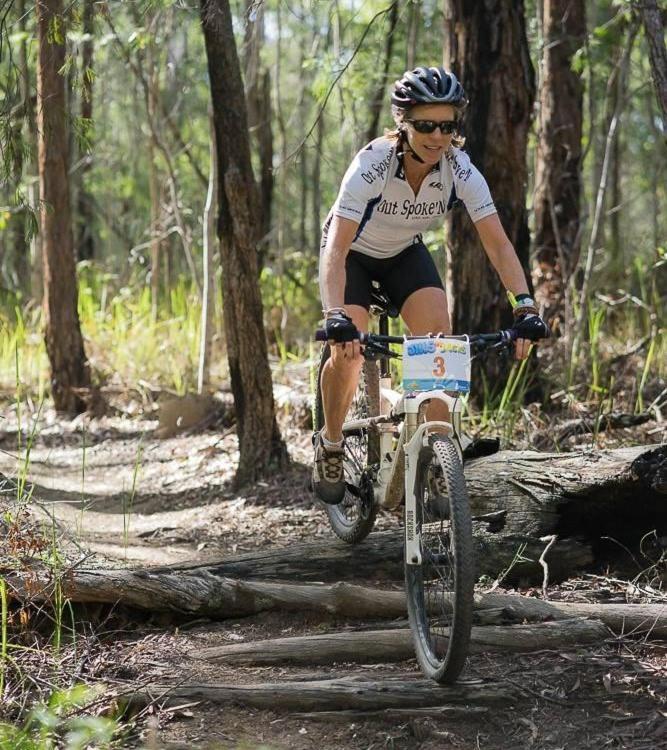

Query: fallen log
left=2, top=538, right=591, bottom=620
left=7, top=563, right=664, bottom=637
left=464, top=443, right=666, bottom=537
left=290, top=706, right=490, bottom=722
left=141, top=529, right=592, bottom=584
left=195, top=619, right=609, bottom=665
left=128, top=675, right=520, bottom=712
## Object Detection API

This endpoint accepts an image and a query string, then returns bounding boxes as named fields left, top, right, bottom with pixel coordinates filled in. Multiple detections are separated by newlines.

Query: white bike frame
left=343, top=381, right=466, bottom=567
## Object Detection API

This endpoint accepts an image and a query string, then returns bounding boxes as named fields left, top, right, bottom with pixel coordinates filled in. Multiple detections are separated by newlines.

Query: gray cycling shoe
left=312, top=431, right=346, bottom=505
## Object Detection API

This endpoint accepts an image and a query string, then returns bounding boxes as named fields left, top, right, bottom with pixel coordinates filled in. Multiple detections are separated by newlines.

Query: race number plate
left=402, top=336, right=471, bottom=393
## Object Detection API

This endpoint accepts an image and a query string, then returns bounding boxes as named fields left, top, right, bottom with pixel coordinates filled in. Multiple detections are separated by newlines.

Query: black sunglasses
left=405, top=119, right=458, bottom=134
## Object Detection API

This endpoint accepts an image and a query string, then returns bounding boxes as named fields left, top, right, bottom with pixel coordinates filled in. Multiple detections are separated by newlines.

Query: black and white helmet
left=391, top=67, right=467, bottom=109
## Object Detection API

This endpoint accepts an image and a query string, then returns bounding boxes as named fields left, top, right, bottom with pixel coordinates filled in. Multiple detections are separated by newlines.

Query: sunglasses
left=405, top=119, right=458, bottom=134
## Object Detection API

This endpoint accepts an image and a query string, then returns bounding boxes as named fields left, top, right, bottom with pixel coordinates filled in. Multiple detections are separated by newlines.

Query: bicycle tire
left=405, top=433, right=474, bottom=683
left=314, top=344, right=379, bottom=544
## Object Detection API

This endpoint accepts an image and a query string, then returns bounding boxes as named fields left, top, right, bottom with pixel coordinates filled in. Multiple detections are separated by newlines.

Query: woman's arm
left=473, top=213, right=536, bottom=359
left=473, top=213, right=530, bottom=296
left=319, top=215, right=360, bottom=311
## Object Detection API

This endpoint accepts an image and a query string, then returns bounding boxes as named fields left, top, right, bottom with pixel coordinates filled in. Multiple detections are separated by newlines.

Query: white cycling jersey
left=328, top=137, right=497, bottom=259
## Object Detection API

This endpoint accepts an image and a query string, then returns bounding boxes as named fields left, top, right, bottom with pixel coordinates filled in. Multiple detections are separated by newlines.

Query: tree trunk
left=243, top=0, right=273, bottom=253
left=533, top=0, right=585, bottom=317
left=200, top=0, right=287, bottom=486
left=9, top=118, right=28, bottom=290
left=197, top=111, right=218, bottom=394
left=75, top=0, right=95, bottom=262
left=570, top=20, right=639, bottom=373
left=196, top=619, right=609, bottom=665
left=146, top=45, right=162, bottom=321
left=365, top=1, right=398, bottom=143
left=407, top=1, right=419, bottom=70
left=443, top=0, right=535, bottom=337
left=11, top=0, right=32, bottom=294
left=311, top=106, right=325, bottom=254
left=639, top=0, right=667, bottom=134
left=36, top=0, right=91, bottom=415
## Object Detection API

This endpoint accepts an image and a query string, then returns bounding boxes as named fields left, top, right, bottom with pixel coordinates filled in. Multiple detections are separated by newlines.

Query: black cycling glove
left=325, top=312, right=359, bottom=343
left=512, top=312, right=550, bottom=341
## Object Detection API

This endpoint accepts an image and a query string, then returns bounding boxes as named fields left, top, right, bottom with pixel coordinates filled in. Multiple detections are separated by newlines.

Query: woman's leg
left=400, top=287, right=452, bottom=422
left=319, top=305, right=369, bottom=442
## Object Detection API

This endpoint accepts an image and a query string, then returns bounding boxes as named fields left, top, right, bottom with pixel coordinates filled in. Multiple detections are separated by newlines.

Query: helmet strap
left=398, top=128, right=426, bottom=165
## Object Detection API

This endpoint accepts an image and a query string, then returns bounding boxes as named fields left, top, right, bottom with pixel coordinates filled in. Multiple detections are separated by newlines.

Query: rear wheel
left=314, top=345, right=379, bottom=544
left=405, top=434, right=474, bottom=683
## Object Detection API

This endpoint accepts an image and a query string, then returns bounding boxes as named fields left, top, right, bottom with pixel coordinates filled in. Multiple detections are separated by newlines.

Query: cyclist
left=313, top=66, right=548, bottom=505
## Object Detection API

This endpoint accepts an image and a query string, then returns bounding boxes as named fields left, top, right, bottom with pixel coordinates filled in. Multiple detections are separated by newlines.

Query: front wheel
left=405, top=434, right=474, bottom=683
left=314, top=345, right=379, bottom=544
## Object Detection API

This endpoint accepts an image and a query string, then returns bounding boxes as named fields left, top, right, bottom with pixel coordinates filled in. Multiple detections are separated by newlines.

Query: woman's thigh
left=400, top=287, right=451, bottom=335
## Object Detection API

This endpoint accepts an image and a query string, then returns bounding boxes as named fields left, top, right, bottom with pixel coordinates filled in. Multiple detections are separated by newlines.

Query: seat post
left=378, top=313, right=391, bottom=378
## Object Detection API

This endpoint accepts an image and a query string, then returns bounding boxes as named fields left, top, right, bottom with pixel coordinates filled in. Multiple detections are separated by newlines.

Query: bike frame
left=342, top=376, right=465, bottom=567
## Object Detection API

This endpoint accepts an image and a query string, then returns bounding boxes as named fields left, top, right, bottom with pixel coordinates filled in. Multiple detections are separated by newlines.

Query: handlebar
left=314, top=328, right=523, bottom=353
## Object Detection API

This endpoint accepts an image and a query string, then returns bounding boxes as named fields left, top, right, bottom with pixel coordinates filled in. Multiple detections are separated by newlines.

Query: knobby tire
left=405, top=434, right=474, bottom=683
left=314, top=344, right=379, bottom=544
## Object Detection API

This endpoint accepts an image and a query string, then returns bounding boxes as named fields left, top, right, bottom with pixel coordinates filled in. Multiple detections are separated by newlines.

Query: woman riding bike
left=313, top=65, right=548, bottom=504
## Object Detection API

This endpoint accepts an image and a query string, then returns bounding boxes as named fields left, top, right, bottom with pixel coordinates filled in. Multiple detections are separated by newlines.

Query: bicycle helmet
left=391, top=66, right=467, bottom=109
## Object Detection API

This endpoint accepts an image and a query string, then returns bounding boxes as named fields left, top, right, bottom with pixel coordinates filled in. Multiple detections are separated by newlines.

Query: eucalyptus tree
left=638, top=0, right=667, bottom=133
left=75, top=0, right=95, bottom=261
left=533, top=0, right=585, bottom=323
left=200, top=0, right=287, bottom=485
left=443, top=0, right=536, bottom=336
left=36, top=0, right=90, bottom=414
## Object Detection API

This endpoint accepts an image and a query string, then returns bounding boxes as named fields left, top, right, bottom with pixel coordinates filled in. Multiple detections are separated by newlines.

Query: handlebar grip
left=314, top=329, right=369, bottom=343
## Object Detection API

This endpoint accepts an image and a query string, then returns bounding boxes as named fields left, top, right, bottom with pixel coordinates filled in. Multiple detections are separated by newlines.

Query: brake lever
left=364, top=343, right=400, bottom=360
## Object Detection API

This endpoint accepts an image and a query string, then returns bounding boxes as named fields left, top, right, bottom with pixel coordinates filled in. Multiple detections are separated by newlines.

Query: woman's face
left=402, top=104, right=457, bottom=166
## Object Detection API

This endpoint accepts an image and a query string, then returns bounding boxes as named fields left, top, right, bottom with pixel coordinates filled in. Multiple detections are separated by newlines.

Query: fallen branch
left=127, top=675, right=520, bottom=712
left=195, top=619, right=609, bottom=665
left=290, top=705, right=489, bottom=722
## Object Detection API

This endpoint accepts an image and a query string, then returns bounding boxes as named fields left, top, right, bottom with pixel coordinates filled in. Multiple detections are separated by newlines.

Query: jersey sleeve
left=449, top=149, right=497, bottom=223
left=331, top=143, right=392, bottom=224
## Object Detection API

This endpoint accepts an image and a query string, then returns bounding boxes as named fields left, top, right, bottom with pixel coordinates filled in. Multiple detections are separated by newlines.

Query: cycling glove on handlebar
left=325, top=312, right=359, bottom=343
left=512, top=312, right=550, bottom=341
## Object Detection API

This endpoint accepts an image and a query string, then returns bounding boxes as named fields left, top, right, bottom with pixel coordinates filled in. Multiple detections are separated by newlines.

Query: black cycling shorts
left=343, top=241, right=445, bottom=312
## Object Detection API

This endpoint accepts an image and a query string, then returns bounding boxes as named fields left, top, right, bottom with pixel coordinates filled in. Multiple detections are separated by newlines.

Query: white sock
left=321, top=432, right=343, bottom=449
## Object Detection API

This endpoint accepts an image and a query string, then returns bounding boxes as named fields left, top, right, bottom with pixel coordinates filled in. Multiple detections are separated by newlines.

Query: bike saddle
left=370, top=283, right=399, bottom=318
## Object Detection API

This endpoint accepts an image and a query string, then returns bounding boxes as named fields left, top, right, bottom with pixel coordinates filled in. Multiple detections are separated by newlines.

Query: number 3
left=432, top=356, right=446, bottom=377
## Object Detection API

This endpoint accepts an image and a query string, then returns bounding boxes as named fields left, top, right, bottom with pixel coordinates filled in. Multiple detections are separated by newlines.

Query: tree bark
left=639, top=0, right=667, bottom=134
left=195, top=619, right=609, bottom=665
left=533, top=0, right=585, bottom=316
left=197, top=111, right=218, bottom=394
left=76, top=0, right=95, bottom=261
left=464, top=443, right=666, bottom=536
left=200, top=0, right=287, bottom=485
left=443, top=0, right=535, bottom=337
left=6, top=562, right=665, bottom=635
left=36, top=0, right=91, bottom=415
left=243, top=0, right=273, bottom=251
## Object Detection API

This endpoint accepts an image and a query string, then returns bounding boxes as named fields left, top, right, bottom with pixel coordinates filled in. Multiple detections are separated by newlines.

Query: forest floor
left=0, top=374, right=665, bottom=750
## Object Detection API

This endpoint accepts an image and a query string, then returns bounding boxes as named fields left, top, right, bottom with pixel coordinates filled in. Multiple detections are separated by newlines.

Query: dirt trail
left=1, top=410, right=665, bottom=749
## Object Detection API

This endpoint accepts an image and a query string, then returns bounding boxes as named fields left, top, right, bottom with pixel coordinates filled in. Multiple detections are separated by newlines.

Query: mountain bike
left=313, top=289, right=524, bottom=683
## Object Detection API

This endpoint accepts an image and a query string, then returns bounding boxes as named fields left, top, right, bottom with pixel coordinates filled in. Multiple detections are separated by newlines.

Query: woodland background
left=0, top=1, right=665, bottom=747
left=0, top=0, right=664, bottom=486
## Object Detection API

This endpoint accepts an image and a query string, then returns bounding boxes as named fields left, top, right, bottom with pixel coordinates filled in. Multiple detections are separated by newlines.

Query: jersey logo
left=428, top=181, right=443, bottom=190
